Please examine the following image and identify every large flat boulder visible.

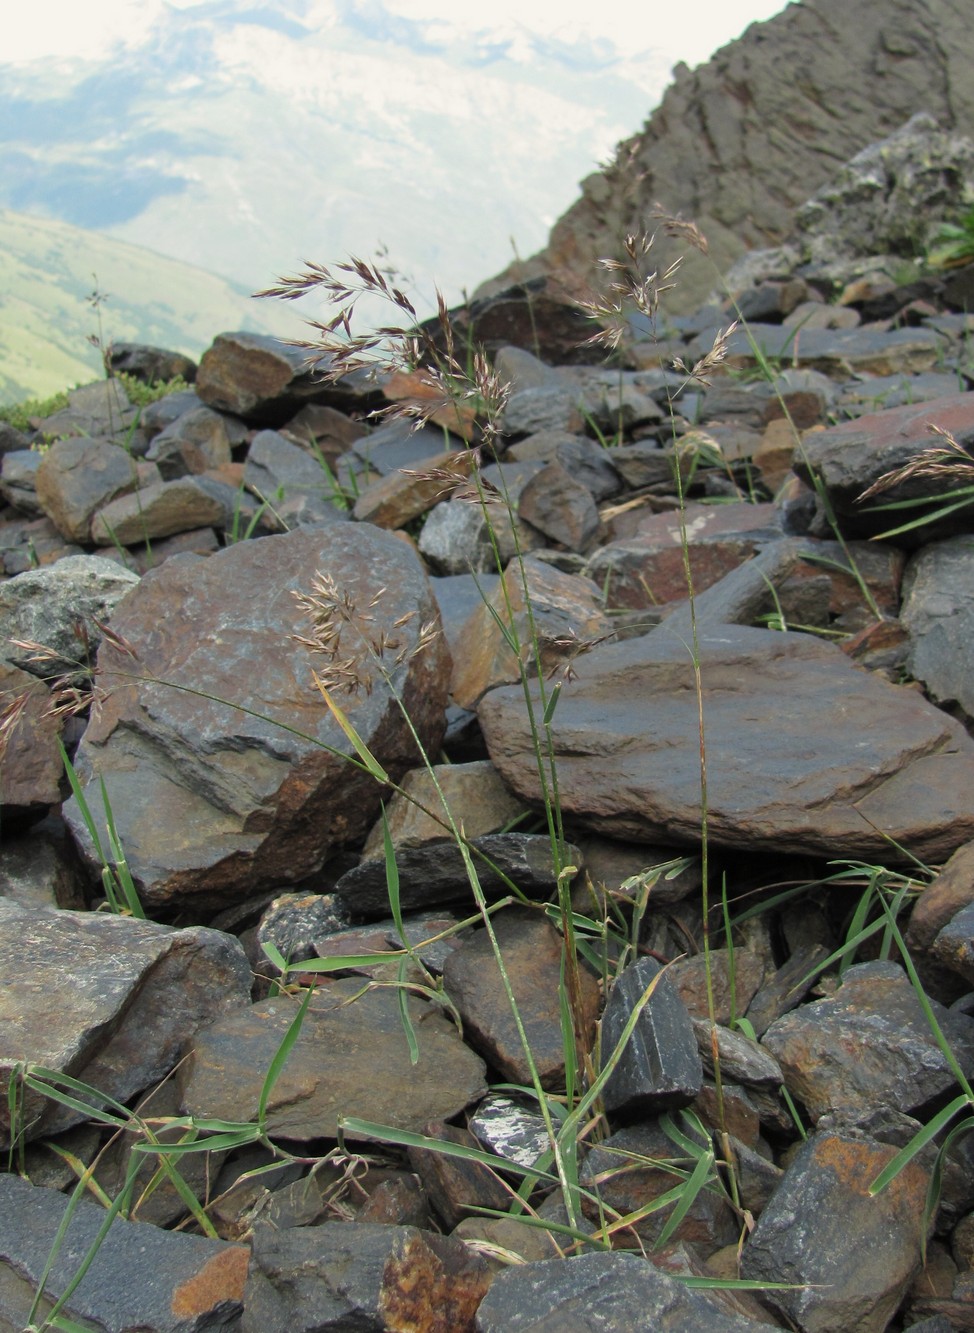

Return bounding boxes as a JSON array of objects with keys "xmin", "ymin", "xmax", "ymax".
[
  {"xmin": 477, "ymin": 624, "xmax": 974, "ymax": 863},
  {"xmin": 63, "ymin": 525, "xmax": 451, "ymax": 910}
]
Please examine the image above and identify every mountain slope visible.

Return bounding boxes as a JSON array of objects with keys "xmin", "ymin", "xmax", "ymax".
[{"xmin": 0, "ymin": 209, "xmax": 296, "ymax": 403}]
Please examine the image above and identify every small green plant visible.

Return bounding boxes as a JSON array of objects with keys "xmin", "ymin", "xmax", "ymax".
[
  {"xmin": 0, "ymin": 390, "xmax": 71, "ymax": 434},
  {"xmin": 116, "ymin": 372, "xmax": 191, "ymax": 409},
  {"xmin": 926, "ymin": 207, "xmax": 974, "ymax": 270}
]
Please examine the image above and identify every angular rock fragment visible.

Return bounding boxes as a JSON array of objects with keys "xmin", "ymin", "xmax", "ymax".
[
  {"xmin": 35, "ymin": 436, "xmax": 138, "ymax": 542},
  {"xmin": 90, "ymin": 475, "xmax": 231, "ymax": 544},
  {"xmin": 901, "ymin": 535, "xmax": 974, "ymax": 719},
  {"xmin": 0, "ymin": 1174, "xmax": 248, "ymax": 1333},
  {"xmin": 599, "ymin": 956, "xmax": 702, "ymax": 1119},
  {"xmin": 179, "ymin": 979, "xmax": 487, "ymax": 1141},
  {"xmin": 242, "ymin": 1220, "xmax": 490, "ymax": 1333},
  {"xmin": 0, "ymin": 900, "xmax": 252, "ymax": 1145},
  {"xmin": 0, "ymin": 663, "xmax": 62, "ymax": 813},
  {"xmin": 442, "ymin": 908, "xmax": 600, "ymax": 1089},
  {"xmin": 478, "ymin": 624, "xmax": 974, "ymax": 863},
  {"xmin": 62, "ymin": 525, "xmax": 450, "ymax": 909},
  {"xmin": 0, "ymin": 553, "xmax": 140, "ymax": 679},
  {"xmin": 742, "ymin": 1129, "xmax": 929, "ymax": 1332},
  {"xmin": 407, "ymin": 1120, "xmax": 511, "ymax": 1229},
  {"xmin": 761, "ymin": 960, "xmax": 974, "ymax": 1124},
  {"xmin": 475, "ymin": 1249, "xmax": 757, "ymax": 1331}
]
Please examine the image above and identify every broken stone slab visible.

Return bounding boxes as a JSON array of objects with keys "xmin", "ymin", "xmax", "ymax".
[
  {"xmin": 0, "ymin": 662, "xmax": 63, "ymax": 814},
  {"xmin": 351, "ymin": 446, "xmax": 475, "ymax": 528},
  {"xmin": 361, "ymin": 760, "xmax": 527, "ymax": 858},
  {"xmin": 901, "ymin": 535, "xmax": 974, "ymax": 719},
  {"xmin": 707, "ymin": 321, "xmax": 945, "ymax": 378},
  {"xmin": 450, "ymin": 556, "xmax": 612, "ymax": 710},
  {"xmin": 744, "ymin": 943, "xmax": 832, "ymax": 1038},
  {"xmin": 0, "ymin": 816, "xmax": 84, "ymax": 912},
  {"xmin": 585, "ymin": 501, "xmax": 781, "ymax": 610},
  {"xmin": 333, "ymin": 832, "xmax": 578, "ymax": 918},
  {"xmin": 418, "ymin": 493, "xmax": 546, "ymax": 575},
  {"xmin": 692, "ymin": 1019, "xmax": 784, "ymax": 1092},
  {"xmin": 506, "ymin": 430, "xmax": 622, "ymax": 500},
  {"xmin": 0, "ymin": 899, "xmax": 252, "ymax": 1145},
  {"xmin": 407, "ymin": 1120, "xmax": 512, "ymax": 1230},
  {"xmin": 599, "ymin": 956, "xmax": 703, "ymax": 1120},
  {"xmin": 906, "ymin": 840, "xmax": 974, "ymax": 959},
  {"xmin": 146, "ymin": 404, "xmax": 238, "ymax": 479},
  {"xmin": 243, "ymin": 428, "xmax": 347, "ymax": 524},
  {"xmin": 469, "ymin": 1094, "xmax": 552, "ymax": 1170},
  {"xmin": 0, "ymin": 449, "xmax": 44, "ymax": 515},
  {"xmin": 0, "ymin": 1174, "xmax": 248, "ymax": 1333},
  {"xmin": 62, "ymin": 524, "xmax": 451, "ymax": 910},
  {"xmin": 475, "ymin": 1247, "xmax": 759, "ymax": 1331},
  {"xmin": 35, "ymin": 378, "xmax": 139, "ymax": 445},
  {"xmin": 0, "ymin": 553, "xmax": 140, "ymax": 679},
  {"xmin": 741, "ymin": 1128, "xmax": 930, "ymax": 1332},
  {"xmin": 179, "ymin": 979, "xmax": 486, "ymax": 1141},
  {"xmin": 441, "ymin": 907, "xmax": 600, "ymax": 1089},
  {"xmin": 90, "ymin": 475, "xmax": 232, "ymax": 545},
  {"xmin": 931, "ymin": 903, "xmax": 974, "ymax": 987},
  {"xmin": 478, "ymin": 623, "xmax": 974, "ymax": 863},
  {"xmin": 517, "ymin": 460, "xmax": 601, "ymax": 552},
  {"xmin": 794, "ymin": 391, "xmax": 974, "ymax": 540},
  {"xmin": 242, "ymin": 1220, "xmax": 491, "ymax": 1333},
  {"xmin": 195, "ymin": 331, "xmax": 334, "ymax": 422},
  {"xmin": 761, "ymin": 960, "xmax": 974, "ymax": 1125},
  {"xmin": 35, "ymin": 436, "xmax": 139, "ymax": 542}
]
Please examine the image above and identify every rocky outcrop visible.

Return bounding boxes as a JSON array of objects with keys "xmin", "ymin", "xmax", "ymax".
[{"xmin": 481, "ymin": 0, "xmax": 974, "ymax": 311}]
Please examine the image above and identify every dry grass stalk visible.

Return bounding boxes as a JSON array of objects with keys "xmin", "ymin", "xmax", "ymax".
[
  {"xmin": 857, "ymin": 424, "xmax": 974, "ymax": 502},
  {"xmin": 576, "ymin": 229, "xmax": 683, "ymax": 351}
]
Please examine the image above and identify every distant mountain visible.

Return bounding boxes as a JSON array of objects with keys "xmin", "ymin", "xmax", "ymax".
[
  {"xmin": 0, "ymin": 209, "xmax": 295, "ymax": 403},
  {"xmin": 0, "ymin": 0, "xmax": 671, "ymax": 320}
]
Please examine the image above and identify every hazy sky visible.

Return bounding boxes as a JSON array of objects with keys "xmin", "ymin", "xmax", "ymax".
[{"xmin": 5, "ymin": 0, "xmax": 790, "ymax": 74}]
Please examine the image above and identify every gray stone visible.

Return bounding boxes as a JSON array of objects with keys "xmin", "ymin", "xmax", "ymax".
[
  {"xmin": 146, "ymin": 404, "xmax": 237, "ymax": 479},
  {"xmin": 195, "ymin": 331, "xmax": 330, "ymax": 421},
  {"xmin": 63, "ymin": 525, "xmax": 450, "ymax": 910},
  {"xmin": 469, "ymin": 1094, "xmax": 552, "ymax": 1169},
  {"xmin": 478, "ymin": 624, "xmax": 974, "ymax": 863},
  {"xmin": 795, "ymin": 391, "xmax": 974, "ymax": 540},
  {"xmin": 0, "ymin": 661, "xmax": 62, "ymax": 811},
  {"xmin": 901, "ymin": 536, "xmax": 974, "ymax": 718},
  {"xmin": 442, "ymin": 907, "xmax": 600, "ymax": 1089},
  {"xmin": 361, "ymin": 760, "xmax": 526, "ymax": 859},
  {"xmin": 0, "ymin": 899, "xmax": 252, "ymax": 1145},
  {"xmin": 243, "ymin": 428, "xmax": 346, "ymax": 523},
  {"xmin": 742, "ymin": 1129, "xmax": 929, "ymax": 1332},
  {"xmin": 0, "ymin": 553, "xmax": 140, "ymax": 679},
  {"xmin": 517, "ymin": 461, "xmax": 601, "ymax": 552},
  {"xmin": 600, "ymin": 956, "xmax": 703, "ymax": 1119},
  {"xmin": 35, "ymin": 436, "xmax": 139, "ymax": 542},
  {"xmin": 242, "ymin": 1220, "xmax": 490, "ymax": 1333},
  {"xmin": 475, "ymin": 1247, "xmax": 759, "ymax": 1331},
  {"xmin": 0, "ymin": 1174, "xmax": 248, "ymax": 1333},
  {"xmin": 179, "ymin": 980, "xmax": 487, "ymax": 1141},
  {"xmin": 761, "ymin": 960, "xmax": 974, "ymax": 1124},
  {"xmin": 108, "ymin": 342, "xmax": 197, "ymax": 385},
  {"xmin": 90, "ymin": 476, "xmax": 231, "ymax": 545},
  {"xmin": 693, "ymin": 1019, "xmax": 784, "ymax": 1092},
  {"xmin": 932, "ymin": 903, "xmax": 974, "ymax": 986},
  {"xmin": 507, "ymin": 430, "xmax": 622, "ymax": 500},
  {"xmin": 418, "ymin": 493, "xmax": 545, "ymax": 574},
  {"xmin": 256, "ymin": 891, "xmax": 350, "ymax": 969},
  {"xmin": 334, "ymin": 833, "xmax": 581, "ymax": 919},
  {"xmin": 0, "ymin": 449, "xmax": 43, "ymax": 515},
  {"xmin": 36, "ymin": 378, "xmax": 138, "ymax": 444}
]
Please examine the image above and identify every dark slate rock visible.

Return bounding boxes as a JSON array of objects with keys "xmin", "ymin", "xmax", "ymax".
[
  {"xmin": 35, "ymin": 379, "xmax": 139, "ymax": 445},
  {"xmin": 243, "ymin": 428, "xmax": 347, "ymax": 526},
  {"xmin": 146, "ymin": 404, "xmax": 237, "ymax": 479},
  {"xmin": 741, "ymin": 1129, "xmax": 929, "ymax": 1332},
  {"xmin": 692, "ymin": 1019, "xmax": 783, "ymax": 1092},
  {"xmin": 0, "ymin": 449, "xmax": 44, "ymax": 515},
  {"xmin": 333, "ymin": 833, "xmax": 578, "ymax": 918},
  {"xmin": 604, "ymin": 441, "xmax": 679, "ymax": 489},
  {"xmin": 0, "ymin": 1174, "xmax": 247, "ymax": 1333},
  {"xmin": 407, "ymin": 1120, "xmax": 511, "ymax": 1230},
  {"xmin": 475, "ymin": 1249, "xmax": 760, "ymax": 1331},
  {"xmin": 195, "ymin": 332, "xmax": 335, "ymax": 423},
  {"xmin": 599, "ymin": 956, "xmax": 702, "ymax": 1119},
  {"xmin": 242, "ymin": 1220, "xmax": 490, "ymax": 1333},
  {"xmin": 507, "ymin": 430, "xmax": 622, "ymax": 500},
  {"xmin": 478, "ymin": 624, "xmax": 974, "ymax": 863},
  {"xmin": 0, "ymin": 661, "xmax": 62, "ymax": 814},
  {"xmin": 140, "ymin": 389, "xmax": 204, "ymax": 438},
  {"xmin": 62, "ymin": 525, "xmax": 450, "ymax": 910},
  {"xmin": 744, "ymin": 942, "xmax": 832, "ymax": 1038},
  {"xmin": 441, "ymin": 907, "xmax": 600, "ymax": 1089},
  {"xmin": 0, "ymin": 900, "xmax": 252, "ymax": 1145},
  {"xmin": 761, "ymin": 960, "xmax": 974, "ymax": 1124},
  {"xmin": 419, "ymin": 493, "xmax": 544, "ymax": 575},
  {"xmin": 35, "ymin": 436, "xmax": 138, "ymax": 542},
  {"xmin": 932, "ymin": 902, "xmax": 974, "ymax": 986},
  {"xmin": 0, "ymin": 815, "xmax": 83, "ymax": 912},
  {"xmin": 108, "ymin": 342, "xmax": 197, "ymax": 385},
  {"xmin": 255, "ymin": 891, "xmax": 350, "ymax": 969},
  {"xmin": 517, "ymin": 460, "xmax": 601, "ymax": 552},
  {"xmin": 179, "ymin": 979, "xmax": 487, "ymax": 1142},
  {"xmin": 795, "ymin": 391, "xmax": 974, "ymax": 540},
  {"xmin": 901, "ymin": 536, "xmax": 974, "ymax": 719}
]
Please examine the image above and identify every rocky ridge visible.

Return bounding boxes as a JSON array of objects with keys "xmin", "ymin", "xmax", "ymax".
[{"xmin": 3, "ymin": 123, "xmax": 974, "ymax": 1330}]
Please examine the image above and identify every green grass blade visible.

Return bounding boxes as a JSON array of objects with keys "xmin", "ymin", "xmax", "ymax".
[
  {"xmin": 654, "ymin": 1144, "xmax": 716, "ymax": 1249},
  {"xmin": 383, "ymin": 807, "xmax": 405, "ymax": 944},
  {"xmin": 257, "ymin": 983, "xmax": 316, "ymax": 1128},
  {"xmin": 868, "ymin": 1095, "xmax": 970, "ymax": 1195},
  {"xmin": 396, "ymin": 956, "xmax": 421, "ymax": 1067}
]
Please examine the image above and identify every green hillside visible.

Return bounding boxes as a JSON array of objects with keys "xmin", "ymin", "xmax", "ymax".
[{"xmin": 0, "ymin": 209, "xmax": 300, "ymax": 405}]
